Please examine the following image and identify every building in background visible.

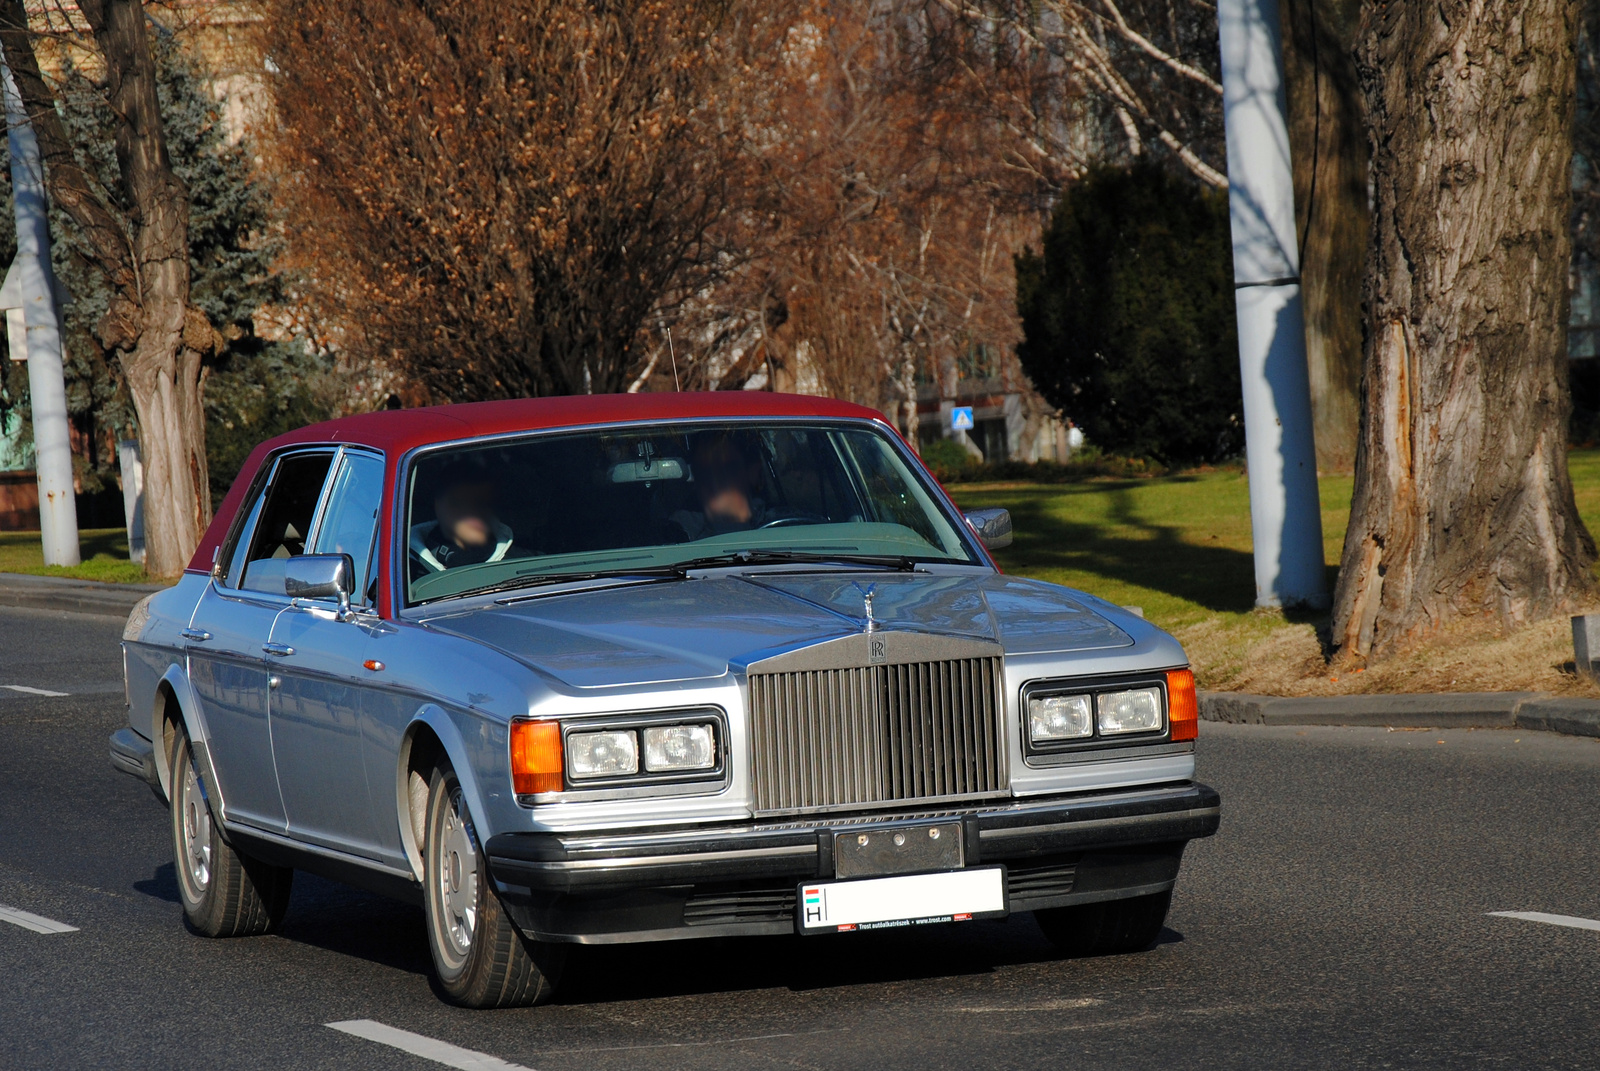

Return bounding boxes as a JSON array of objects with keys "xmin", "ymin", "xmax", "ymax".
[{"xmin": 914, "ymin": 345, "xmax": 1073, "ymax": 465}]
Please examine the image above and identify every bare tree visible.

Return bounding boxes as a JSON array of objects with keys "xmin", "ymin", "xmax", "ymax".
[
  {"xmin": 1332, "ymin": 0, "xmax": 1595, "ymax": 660},
  {"xmin": 258, "ymin": 0, "xmax": 761, "ymax": 400},
  {"xmin": 0, "ymin": 0, "xmax": 217, "ymax": 577},
  {"xmin": 927, "ymin": 0, "xmax": 1227, "ymax": 190},
  {"xmin": 657, "ymin": 4, "xmax": 1042, "ymax": 441}
]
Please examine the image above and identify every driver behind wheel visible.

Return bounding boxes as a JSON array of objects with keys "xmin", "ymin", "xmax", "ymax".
[
  {"xmin": 674, "ymin": 430, "xmax": 777, "ymax": 540},
  {"xmin": 409, "ymin": 455, "xmax": 531, "ymax": 577}
]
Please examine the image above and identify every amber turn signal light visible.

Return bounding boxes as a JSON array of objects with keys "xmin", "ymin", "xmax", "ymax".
[
  {"xmin": 1166, "ymin": 668, "xmax": 1198, "ymax": 742},
  {"xmin": 510, "ymin": 720, "xmax": 563, "ymax": 794}
]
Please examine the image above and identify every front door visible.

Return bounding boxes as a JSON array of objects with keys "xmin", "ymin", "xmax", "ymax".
[{"xmin": 267, "ymin": 449, "xmax": 389, "ymax": 858}]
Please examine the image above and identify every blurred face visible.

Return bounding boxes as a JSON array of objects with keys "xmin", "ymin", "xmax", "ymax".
[
  {"xmin": 434, "ymin": 481, "xmax": 496, "ymax": 548},
  {"xmin": 695, "ymin": 441, "xmax": 754, "ymax": 524}
]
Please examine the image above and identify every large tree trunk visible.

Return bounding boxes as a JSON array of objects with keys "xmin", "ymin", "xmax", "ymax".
[
  {"xmin": 1332, "ymin": 0, "xmax": 1596, "ymax": 660},
  {"xmin": 83, "ymin": 0, "xmax": 209, "ymax": 576},
  {"xmin": 1280, "ymin": 0, "xmax": 1366, "ymax": 472}
]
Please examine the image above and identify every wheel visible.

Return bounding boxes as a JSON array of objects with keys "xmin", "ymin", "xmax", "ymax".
[
  {"xmin": 170, "ymin": 729, "xmax": 293, "ymax": 937},
  {"xmin": 423, "ymin": 760, "xmax": 563, "ymax": 1007},
  {"xmin": 1034, "ymin": 890, "xmax": 1172, "ymax": 957}
]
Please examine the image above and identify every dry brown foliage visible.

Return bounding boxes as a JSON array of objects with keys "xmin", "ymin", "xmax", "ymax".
[
  {"xmin": 254, "ymin": 0, "xmax": 1224, "ymax": 417},
  {"xmin": 653, "ymin": 3, "xmax": 1050, "ymax": 431},
  {"xmin": 258, "ymin": 0, "xmax": 763, "ymax": 399}
]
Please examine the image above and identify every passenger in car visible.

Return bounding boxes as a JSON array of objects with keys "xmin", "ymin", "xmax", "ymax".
[
  {"xmin": 409, "ymin": 456, "xmax": 531, "ymax": 577},
  {"xmin": 673, "ymin": 430, "xmax": 778, "ymax": 540}
]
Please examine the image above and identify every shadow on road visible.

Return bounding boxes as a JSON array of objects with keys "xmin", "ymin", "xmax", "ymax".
[
  {"xmin": 552, "ymin": 914, "xmax": 1141, "ymax": 1005},
  {"xmin": 274, "ymin": 873, "xmax": 434, "ymax": 977},
  {"xmin": 133, "ymin": 862, "xmax": 180, "ymax": 904}
]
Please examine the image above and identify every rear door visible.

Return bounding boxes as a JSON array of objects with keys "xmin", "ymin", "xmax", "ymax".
[{"xmin": 186, "ymin": 449, "xmax": 336, "ymax": 833}]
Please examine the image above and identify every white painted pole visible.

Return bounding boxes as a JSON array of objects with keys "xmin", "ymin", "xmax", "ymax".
[
  {"xmin": 1216, "ymin": 0, "xmax": 1325, "ymax": 609},
  {"xmin": 0, "ymin": 56, "xmax": 79, "ymax": 566}
]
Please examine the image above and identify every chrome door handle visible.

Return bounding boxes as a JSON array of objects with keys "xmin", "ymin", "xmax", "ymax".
[
  {"xmin": 262, "ymin": 642, "xmax": 295, "ymax": 657},
  {"xmin": 181, "ymin": 628, "xmax": 212, "ymax": 642}
]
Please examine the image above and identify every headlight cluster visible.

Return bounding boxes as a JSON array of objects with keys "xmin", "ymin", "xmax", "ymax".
[
  {"xmin": 1025, "ymin": 680, "xmax": 1169, "ymax": 752},
  {"xmin": 567, "ymin": 724, "xmax": 716, "ymax": 779},
  {"xmin": 511, "ymin": 712, "xmax": 723, "ymax": 796}
]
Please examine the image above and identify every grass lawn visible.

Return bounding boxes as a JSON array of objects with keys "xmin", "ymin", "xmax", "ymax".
[
  {"xmin": 950, "ymin": 448, "xmax": 1600, "ymax": 697},
  {"xmin": 0, "ymin": 528, "xmax": 156, "ymax": 585}
]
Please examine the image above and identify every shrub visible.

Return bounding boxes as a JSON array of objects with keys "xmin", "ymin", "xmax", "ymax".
[
  {"xmin": 1015, "ymin": 162, "xmax": 1242, "ymax": 463},
  {"xmin": 918, "ymin": 438, "xmax": 978, "ymax": 481}
]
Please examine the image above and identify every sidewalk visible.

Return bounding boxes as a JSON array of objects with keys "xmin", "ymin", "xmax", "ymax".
[
  {"xmin": 0, "ymin": 571, "xmax": 167, "ymax": 618},
  {"xmin": 1201, "ymin": 691, "xmax": 1600, "ymax": 741}
]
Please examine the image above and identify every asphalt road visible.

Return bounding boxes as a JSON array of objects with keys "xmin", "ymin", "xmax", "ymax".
[{"xmin": 2, "ymin": 604, "xmax": 1598, "ymax": 1070}]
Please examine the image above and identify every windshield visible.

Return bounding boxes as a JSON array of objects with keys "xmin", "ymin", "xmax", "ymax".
[{"xmin": 403, "ymin": 420, "xmax": 982, "ymax": 605}]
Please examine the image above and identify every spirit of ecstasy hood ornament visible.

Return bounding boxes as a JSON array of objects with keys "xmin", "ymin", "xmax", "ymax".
[{"xmin": 854, "ymin": 582, "xmax": 879, "ymax": 633}]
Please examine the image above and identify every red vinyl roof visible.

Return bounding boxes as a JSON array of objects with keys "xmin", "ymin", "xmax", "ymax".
[{"xmin": 189, "ymin": 392, "xmax": 892, "ymax": 579}]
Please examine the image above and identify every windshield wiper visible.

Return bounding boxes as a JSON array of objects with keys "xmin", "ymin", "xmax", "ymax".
[
  {"xmin": 420, "ymin": 551, "xmax": 932, "ymax": 605},
  {"xmin": 668, "ymin": 550, "xmax": 920, "ymax": 574},
  {"xmin": 424, "ymin": 567, "xmax": 683, "ymax": 605}
]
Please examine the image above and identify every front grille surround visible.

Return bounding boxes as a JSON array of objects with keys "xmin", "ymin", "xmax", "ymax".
[{"xmin": 746, "ymin": 633, "xmax": 1009, "ymax": 817}]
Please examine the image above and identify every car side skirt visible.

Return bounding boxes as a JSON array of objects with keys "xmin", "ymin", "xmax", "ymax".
[{"xmin": 227, "ymin": 826, "xmax": 424, "ymax": 905}]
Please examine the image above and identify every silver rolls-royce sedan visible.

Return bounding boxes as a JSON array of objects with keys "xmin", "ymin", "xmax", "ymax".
[{"xmin": 109, "ymin": 392, "xmax": 1220, "ymax": 1007}]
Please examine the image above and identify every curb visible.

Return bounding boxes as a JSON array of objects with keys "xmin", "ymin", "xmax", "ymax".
[
  {"xmin": 1200, "ymin": 691, "xmax": 1600, "ymax": 741},
  {"xmin": 0, "ymin": 572, "xmax": 167, "ymax": 619}
]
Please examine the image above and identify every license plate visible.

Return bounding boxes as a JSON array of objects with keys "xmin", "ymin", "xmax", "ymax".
[{"xmin": 797, "ymin": 867, "xmax": 1007, "ymax": 934}]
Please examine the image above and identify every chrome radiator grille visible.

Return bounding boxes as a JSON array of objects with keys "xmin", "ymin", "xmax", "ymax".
[{"xmin": 748, "ymin": 656, "xmax": 1008, "ymax": 815}]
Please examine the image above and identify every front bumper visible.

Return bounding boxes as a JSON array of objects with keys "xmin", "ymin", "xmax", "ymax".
[{"xmin": 486, "ymin": 780, "xmax": 1220, "ymax": 944}]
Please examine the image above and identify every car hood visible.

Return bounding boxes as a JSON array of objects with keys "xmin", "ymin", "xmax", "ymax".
[{"xmin": 420, "ymin": 571, "xmax": 1135, "ymax": 689}]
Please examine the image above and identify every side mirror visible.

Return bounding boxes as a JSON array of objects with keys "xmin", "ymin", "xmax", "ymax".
[
  {"xmin": 284, "ymin": 553, "xmax": 356, "ymax": 616},
  {"xmin": 964, "ymin": 508, "xmax": 1013, "ymax": 550}
]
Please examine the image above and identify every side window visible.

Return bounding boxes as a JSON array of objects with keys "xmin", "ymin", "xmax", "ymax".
[
  {"xmin": 309, "ymin": 451, "xmax": 386, "ymax": 606},
  {"xmin": 238, "ymin": 451, "xmax": 336, "ymax": 595}
]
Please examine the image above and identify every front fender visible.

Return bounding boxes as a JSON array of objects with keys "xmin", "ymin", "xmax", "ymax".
[{"xmin": 397, "ymin": 703, "xmax": 498, "ymax": 882}]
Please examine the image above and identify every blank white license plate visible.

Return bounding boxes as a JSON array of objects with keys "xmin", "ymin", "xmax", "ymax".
[{"xmin": 797, "ymin": 867, "xmax": 1007, "ymax": 934}]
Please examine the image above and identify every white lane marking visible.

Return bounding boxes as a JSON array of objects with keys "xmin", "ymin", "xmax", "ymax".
[
  {"xmin": 327, "ymin": 1021, "xmax": 534, "ymax": 1071},
  {"xmin": 0, "ymin": 903, "xmax": 79, "ymax": 934},
  {"xmin": 1, "ymin": 684, "xmax": 69, "ymax": 697},
  {"xmin": 1489, "ymin": 911, "xmax": 1600, "ymax": 933}
]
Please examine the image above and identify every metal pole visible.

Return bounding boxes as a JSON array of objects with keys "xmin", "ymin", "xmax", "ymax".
[
  {"xmin": 0, "ymin": 56, "xmax": 78, "ymax": 566},
  {"xmin": 1216, "ymin": 0, "xmax": 1324, "ymax": 609}
]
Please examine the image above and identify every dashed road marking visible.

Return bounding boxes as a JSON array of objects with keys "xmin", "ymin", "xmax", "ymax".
[
  {"xmin": 327, "ymin": 1020, "xmax": 534, "ymax": 1071},
  {"xmin": 1, "ymin": 684, "xmax": 69, "ymax": 697},
  {"xmin": 0, "ymin": 903, "xmax": 78, "ymax": 934},
  {"xmin": 1489, "ymin": 911, "xmax": 1600, "ymax": 933}
]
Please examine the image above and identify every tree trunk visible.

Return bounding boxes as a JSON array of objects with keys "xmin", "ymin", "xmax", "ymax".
[
  {"xmin": 1280, "ymin": 0, "xmax": 1366, "ymax": 472},
  {"xmin": 82, "ymin": 0, "xmax": 209, "ymax": 576},
  {"xmin": 1, "ymin": 0, "xmax": 211, "ymax": 576},
  {"xmin": 1332, "ymin": 0, "xmax": 1596, "ymax": 660}
]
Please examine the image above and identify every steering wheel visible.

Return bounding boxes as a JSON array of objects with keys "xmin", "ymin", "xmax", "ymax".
[{"xmin": 758, "ymin": 516, "xmax": 820, "ymax": 529}]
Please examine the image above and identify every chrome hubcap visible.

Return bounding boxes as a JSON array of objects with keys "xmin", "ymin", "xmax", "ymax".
[
  {"xmin": 438, "ymin": 790, "xmax": 478, "ymax": 958},
  {"xmin": 179, "ymin": 758, "xmax": 212, "ymax": 892}
]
